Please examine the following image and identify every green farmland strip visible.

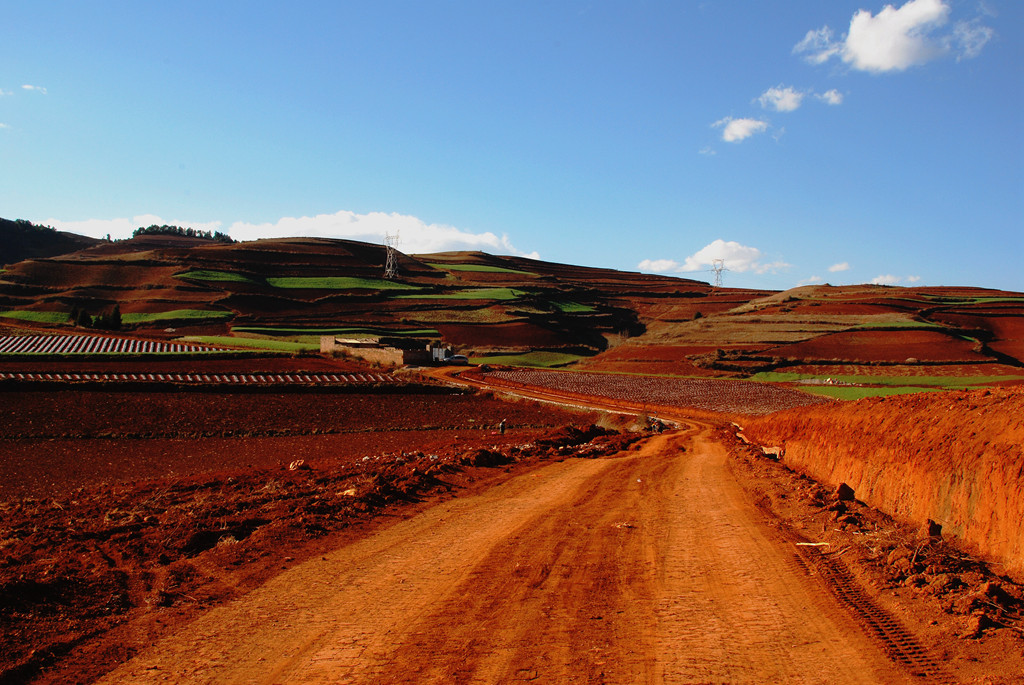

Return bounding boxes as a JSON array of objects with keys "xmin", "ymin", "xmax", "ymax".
[
  {"xmin": 177, "ymin": 336, "xmax": 318, "ymax": 352},
  {"xmin": 396, "ymin": 287, "xmax": 523, "ymax": 301},
  {"xmin": 0, "ymin": 310, "xmax": 69, "ymax": 323},
  {"xmin": 265, "ymin": 276, "xmax": 420, "ymax": 290},
  {"xmin": 750, "ymin": 371, "xmax": 1019, "ymax": 388},
  {"xmin": 799, "ymin": 385, "xmax": 944, "ymax": 400},
  {"xmin": 551, "ymin": 301, "xmax": 596, "ymax": 313},
  {"xmin": 176, "ymin": 270, "xmax": 259, "ymax": 283},
  {"xmin": 426, "ymin": 263, "xmax": 537, "ymax": 275},
  {"xmin": 122, "ymin": 310, "xmax": 232, "ymax": 324}
]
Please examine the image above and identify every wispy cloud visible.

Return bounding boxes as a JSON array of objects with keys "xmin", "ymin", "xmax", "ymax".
[
  {"xmin": 43, "ymin": 210, "xmax": 540, "ymax": 258},
  {"xmin": 828, "ymin": 261, "xmax": 851, "ymax": 272},
  {"xmin": 794, "ymin": 0, "xmax": 991, "ymax": 73},
  {"xmin": 712, "ymin": 117, "xmax": 769, "ymax": 143},
  {"xmin": 21, "ymin": 84, "xmax": 47, "ymax": 94},
  {"xmin": 870, "ymin": 273, "xmax": 921, "ymax": 285},
  {"xmin": 639, "ymin": 239, "xmax": 790, "ymax": 275},
  {"xmin": 817, "ymin": 89, "xmax": 844, "ymax": 105},
  {"xmin": 798, "ymin": 275, "xmax": 823, "ymax": 286},
  {"xmin": 0, "ymin": 123, "xmax": 10, "ymax": 130},
  {"xmin": 0, "ymin": 89, "xmax": 13, "ymax": 97},
  {"xmin": 953, "ymin": 19, "xmax": 994, "ymax": 60},
  {"xmin": 757, "ymin": 85, "xmax": 805, "ymax": 112}
]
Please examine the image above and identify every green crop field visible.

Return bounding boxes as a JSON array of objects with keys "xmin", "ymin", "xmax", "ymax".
[
  {"xmin": 396, "ymin": 287, "xmax": 523, "ymax": 301},
  {"xmin": 122, "ymin": 309, "xmax": 232, "ymax": 324},
  {"xmin": 427, "ymin": 263, "xmax": 537, "ymax": 276},
  {"xmin": 177, "ymin": 335, "xmax": 318, "ymax": 352},
  {"xmin": 750, "ymin": 371, "xmax": 1018, "ymax": 388},
  {"xmin": 551, "ymin": 301, "xmax": 596, "ymax": 313},
  {"xmin": 798, "ymin": 385, "xmax": 945, "ymax": 400},
  {"xmin": 265, "ymin": 276, "xmax": 420, "ymax": 290},
  {"xmin": 0, "ymin": 310, "xmax": 69, "ymax": 323},
  {"xmin": 176, "ymin": 270, "xmax": 259, "ymax": 283}
]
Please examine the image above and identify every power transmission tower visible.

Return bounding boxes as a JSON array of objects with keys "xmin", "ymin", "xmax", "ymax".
[
  {"xmin": 710, "ymin": 259, "xmax": 728, "ymax": 289},
  {"xmin": 383, "ymin": 233, "xmax": 399, "ymax": 280}
]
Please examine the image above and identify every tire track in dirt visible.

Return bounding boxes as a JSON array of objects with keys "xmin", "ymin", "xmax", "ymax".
[{"xmin": 95, "ymin": 429, "xmax": 912, "ymax": 684}]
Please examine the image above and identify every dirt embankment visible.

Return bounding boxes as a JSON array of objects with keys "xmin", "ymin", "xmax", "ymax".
[{"xmin": 742, "ymin": 387, "xmax": 1024, "ymax": 579}]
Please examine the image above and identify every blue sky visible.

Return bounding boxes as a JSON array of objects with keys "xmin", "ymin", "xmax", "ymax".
[{"xmin": 2, "ymin": 1, "xmax": 1021, "ymax": 291}]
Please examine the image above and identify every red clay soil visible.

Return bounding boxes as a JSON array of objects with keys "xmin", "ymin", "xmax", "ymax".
[
  {"xmin": 764, "ymin": 329, "xmax": 989, "ymax": 363},
  {"xmin": 433, "ymin": 321, "xmax": 571, "ymax": 348},
  {"xmin": 778, "ymin": 362, "xmax": 1024, "ymax": 378},
  {"xmin": 726, "ymin": 429, "xmax": 1024, "ymax": 683},
  {"xmin": 741, "ymin": 386, "xmax": 1024, "ymax": 580},
  {"xmin": 476, "ymin": 368, "xmax": 829, "ymax": 416},
  {"xmin": 0, "ymin": 387, "xmax": 594, "ymax": 498},
  {"xmin": 0, "ymin": 385, "xmax": 622, "ymax": 684},
  {"xmin": 577, "ymin": 343, "xmax": 775, "ymax": 377}
]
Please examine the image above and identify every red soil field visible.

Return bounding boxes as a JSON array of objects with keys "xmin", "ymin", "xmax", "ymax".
[
  {"xmin": 477, "ymin": 368, "xmax": 828, "ymax": 416},
  {"xmin": 764, "ymin": 329, "xmax": 988, "ymax": 363},
  {"xmin": 780, "ymin": 362, "xmax": 1024, "ymax": 378},
  {"xmin": 0, "ymin": 387, "xmax": 593, "ymax": 498},
  {"xmin": 435, "ymin": 321, "xmax": 569, "ymax": 348}
]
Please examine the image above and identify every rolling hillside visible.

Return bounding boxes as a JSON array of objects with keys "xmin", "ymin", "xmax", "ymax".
[{"xmin": 0, "ymin": 223, "xmax": 1021, "ymax": 385}]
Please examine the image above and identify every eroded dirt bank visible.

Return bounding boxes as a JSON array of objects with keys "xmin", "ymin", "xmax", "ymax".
[{"xmin": 742, "ymin": 386, "xmax": 1024, "ymax": 579}]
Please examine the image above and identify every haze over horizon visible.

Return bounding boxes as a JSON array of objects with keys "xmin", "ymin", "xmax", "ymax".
[{"xmin": 2, "ymin": 1, "xmax": 1021, "ymax": 291}]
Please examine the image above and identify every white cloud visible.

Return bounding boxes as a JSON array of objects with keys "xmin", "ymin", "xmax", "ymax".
[
  {"xmin": 817, "ymin": 89, "xmax": 844, "ymax": 105},
  {"xmin": 226, "ymin": 210, "xmax": 538, "ymax": 257},
  {"xmin": 698, "ymin": 146, "xmax": 717, "ymax": 156},
  {"xmin": 954, "ymin": 20, "xmax": 994, "ymax": 60},
  {"xmin": 21, "ymin": 84, "xmax": 47, "ymax": 94},
  {"xmin": 870, "ymin": 273, "xmax": 922, "ymax": 285},
  {"xmin": 44, "ymin": 215, "xmax": 221, "ymax": 240},
  {"xmin": 828, "ymin": 261, "xmax": 851, "ymax": 272},
  {"xmin": 793, "ymin": 27, "xmax": 842, "ymax": 65},
  {"xmin": 638, "ymin": 239, "xmax": 791, "ymax": 276},
  {"xmin": 0, "ymin": 89, "xmax": 12, "ymax": 96},
  {"xmin": 798, "ymin": 275, "xmax": 823, "ymax": 286},
  {"xmin": 43, "ymin": 210, "xmax": 539, "ymax": 258},
  {"xmin": 795, "ymin": 0, "xmax": 991, "ymax": 73},
  {"xmin": 637, "ymin": 258, "xmax": 682, "ymax": 273},
  {"xmin": 757, "ymin": 85, "xmax": 805, "ymax": 112},
  {"xmin": 0, "ymin": 123, "xmax": 10, "ymax": 130},
  {"xmin": 712, "ymin": 117, "xmax": 769, "ymax": 143}
]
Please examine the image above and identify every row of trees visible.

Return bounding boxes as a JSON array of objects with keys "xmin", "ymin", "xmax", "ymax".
[
  {"xmin": 69, "ymin": 305, "xmax": 122, "ymax": 330},
  {"xmin": 132, "ymin": 224, "xmax": 235, "ymax": 243}
]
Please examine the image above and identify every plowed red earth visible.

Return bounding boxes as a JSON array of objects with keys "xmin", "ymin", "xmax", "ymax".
[
  {"xmin": 764, "ymin": 329, "xmax": 988, "ymax": 363},
  {"xmin": 3, "ymin": 373, "xmax": 1023, "ymax": 683}
]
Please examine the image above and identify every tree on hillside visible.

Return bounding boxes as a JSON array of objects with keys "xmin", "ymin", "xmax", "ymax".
[
  {"xmin": 132, "ymin": 224, "xmax": 234, "ymax": 243},
  {"xmin": 93, "ymin": 304, "xmax": 122, "ymax": 330}
]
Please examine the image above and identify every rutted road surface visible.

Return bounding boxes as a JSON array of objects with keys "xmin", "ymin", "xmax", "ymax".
[{"xmin": 97, "ymin": 424, "xmax": 912, "ymax": 684}]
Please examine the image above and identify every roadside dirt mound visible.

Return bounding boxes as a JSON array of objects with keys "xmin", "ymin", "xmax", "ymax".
[{"xmin": 742, "ymin": 387, "xmax": 1024, "ymax": 579}]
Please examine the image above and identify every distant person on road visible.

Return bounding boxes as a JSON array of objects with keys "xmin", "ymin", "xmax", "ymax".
[{"xmin": 499, "ymin": 418, "xmax": 506, "ymax": 435}]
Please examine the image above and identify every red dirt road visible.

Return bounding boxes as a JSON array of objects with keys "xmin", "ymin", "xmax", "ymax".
[{"xmin": 96, "ymin": 426, "xmax": 910, "ymax": 684}]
